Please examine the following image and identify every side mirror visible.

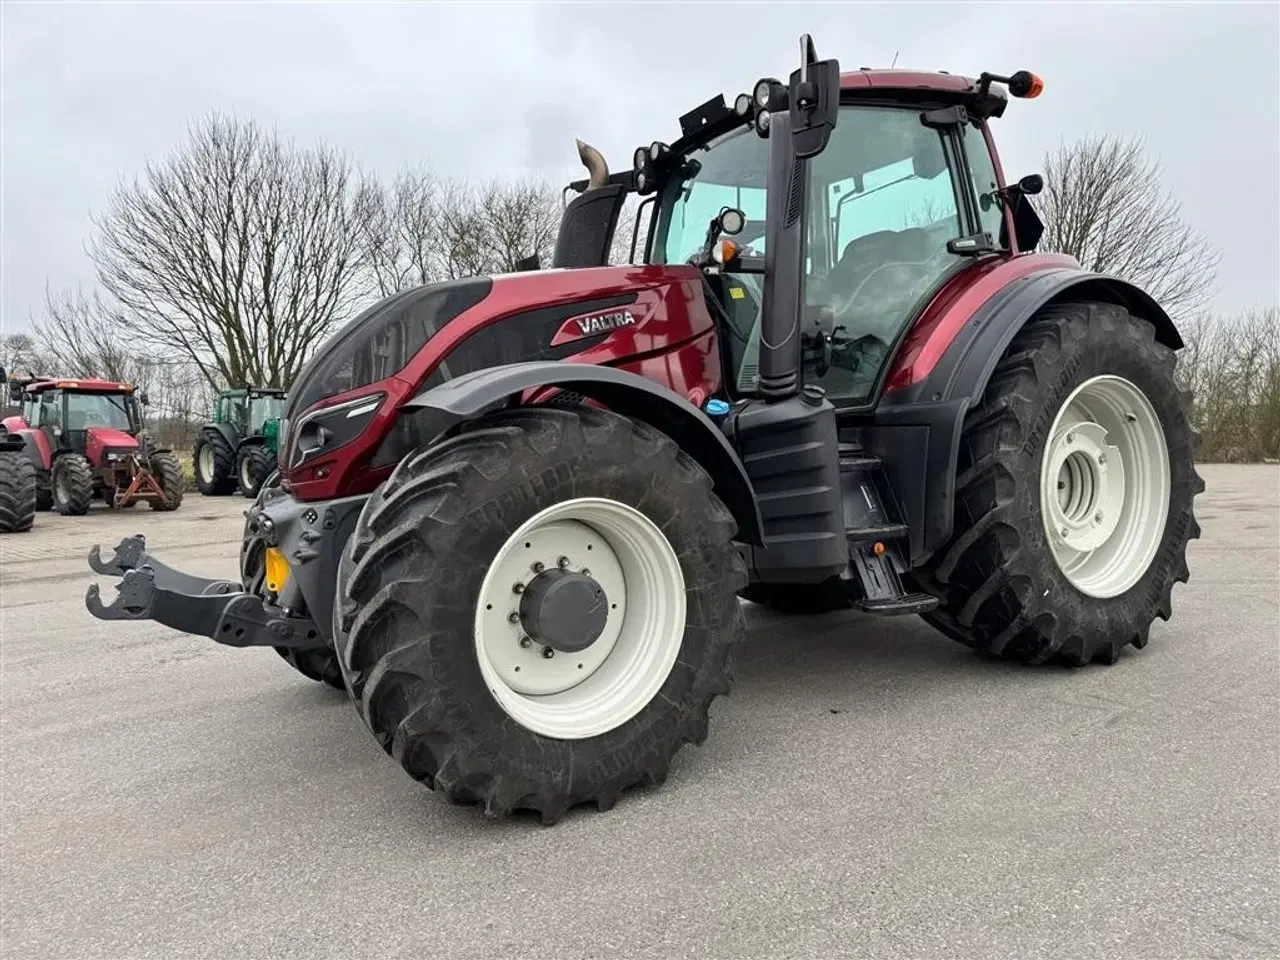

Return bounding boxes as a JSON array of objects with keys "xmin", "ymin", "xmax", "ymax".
[
  {"xmin": 139, "ymin": 391, "xmax": 150, "ymax": 406},
  {"xmin": 1018, "ymin": 173, "xmax": 1044, "ymax": 195},
  {"xmin": 788, "ymin": 35, "xmax": 840, "ymax": 159}
]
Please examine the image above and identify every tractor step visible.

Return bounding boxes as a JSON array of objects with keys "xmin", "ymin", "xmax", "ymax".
[
  {"xmin": 846, "ymin": 522, "xmax": 910, "ymax": 544},
  {"xmin": 855, "ymin": 592, "xmax": 940, "ymax": 616},
  {"xmin": 84, "ymin": 534, "xmax": 327, "ymax": 650}
]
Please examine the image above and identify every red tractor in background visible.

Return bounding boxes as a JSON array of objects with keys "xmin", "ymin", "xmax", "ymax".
[
  {"xmin": 87, "ymin": 37, "xmax": 1203, "ymax": 824},
  {"xmin": 1, "ymin": 369, "xmax": 184, "ymax": 515}
]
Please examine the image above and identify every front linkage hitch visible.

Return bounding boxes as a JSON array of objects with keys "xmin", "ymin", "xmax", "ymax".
[{"xmin": 85, "ymin": 534, "xmax": 328, "ymax": 650}]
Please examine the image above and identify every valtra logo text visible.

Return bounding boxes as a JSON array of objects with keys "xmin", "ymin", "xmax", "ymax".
[{"xmin": 574, "ymin": 310, "xmax": 637, "ymax": 336}]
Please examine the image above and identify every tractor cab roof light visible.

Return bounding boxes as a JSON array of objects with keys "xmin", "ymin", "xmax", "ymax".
[{"xmin": 976, "ymin": 69, "xmax": 1044, "ymax": 100}]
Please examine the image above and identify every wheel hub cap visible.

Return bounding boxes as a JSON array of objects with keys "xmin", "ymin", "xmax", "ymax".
[
  {"xmin": 1039, "ymin": 374, "xmax": 1171, "ymax": 598},
  {"xmin": 1044, "ymin": 420, "xmax": 1125, "ymax": 553},
  {"xmin": 473, "ymin": 498, "xmax": 687, "ymax": 740},
  {"xmin": 519, "ymin": 568, "xmax": 609, "ymax": 653}
]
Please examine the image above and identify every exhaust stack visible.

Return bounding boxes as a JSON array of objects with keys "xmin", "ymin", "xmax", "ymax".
[{"xmin": 575, "ymin": 139, "xmax": 610, "ymax": 191}]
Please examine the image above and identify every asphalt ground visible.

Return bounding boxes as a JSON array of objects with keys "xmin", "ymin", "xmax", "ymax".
[{"xmin": 1, "ymin": 463, "xmax": 1276, "ymax": 960}]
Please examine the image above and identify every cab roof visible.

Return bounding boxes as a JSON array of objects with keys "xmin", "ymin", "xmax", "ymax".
[
  {"xmin": 840, "ymin": 68, "xmax": 1009, "ymax": 116},
  {"xmin": 18, "ymin": 377, "xmax": 135, "ymax": 394}
]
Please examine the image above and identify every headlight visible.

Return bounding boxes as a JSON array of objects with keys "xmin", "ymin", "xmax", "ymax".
[{"xmin": 288, "ymin": 393, "xmax": 384, "ymax": 469}]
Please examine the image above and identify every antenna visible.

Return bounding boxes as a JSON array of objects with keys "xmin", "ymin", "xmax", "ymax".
[{"xmin": 891, "ymin": 50, "xmax": 899, "ymax": 68}]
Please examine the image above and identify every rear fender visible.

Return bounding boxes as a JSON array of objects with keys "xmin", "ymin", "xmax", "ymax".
[
  {"xmin": 404, "ymin": 361, "xmax": 765, "ymax": 546},
  {"xmin": 2, "ymin": 428, "xmax": 52, "ymax": 471},
  {"xmin": 870, "ymin": 267, "xmax": 1181, "ymax": 564}
]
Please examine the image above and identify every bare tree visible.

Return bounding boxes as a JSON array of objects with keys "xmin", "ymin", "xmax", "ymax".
[
  {"xmin": 88, "ymin": 112, "xmax": 371, "ymax": 391},
  {"xmin": 354, "ymin": 167, "xmax": 443, "ymax": 298},
  {"xmin": 0, "ymin": 332, "xmax": 53, "ymax": 378},
  {"xmin": 33, "ymin": 284, "xmax": 143, "ymax": 382},
  {"xmin": 1038, "ymin": 134, "xmax": 1220, "ymax": 321},
  {"xmin": 359, "ymin": 171, "xmax": 562, "ymax": 287}
]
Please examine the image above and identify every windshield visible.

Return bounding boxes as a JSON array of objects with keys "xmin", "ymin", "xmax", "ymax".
[
  {"xmin": 649, "ymin": 104, "xmax": 975, "ymax": 405},
  {"xmin": 64, "ymin": 392, "xmax": 135, "ymax": 432},
  {"xmin": 249, "ymin": 396, "xmax": 285, "ymax": 434}
]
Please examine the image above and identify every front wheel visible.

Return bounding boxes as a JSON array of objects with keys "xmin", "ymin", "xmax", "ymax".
[
  {"xmin": 236, "ymin": 445, "xmax": 275, "ymax": 499},
  {"xmin": 916, "ymin": 301, "xmax": 1204, "ymax": 665},
  {"xmin": 147, "ymin": 451, "xmax": 184, "ymax": 511},
  {"xmin": 333, "ymin": 406, "xmax": 746, "ymax": 822},
  {"xmin": 52, "ymin": 454, "xmax": 94, "ymax": 516}
]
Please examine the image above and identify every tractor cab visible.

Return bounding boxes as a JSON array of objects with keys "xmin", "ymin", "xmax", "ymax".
[
  {"xmin": 8, "ymin": 376, "xmax": 145, "ymax": 457},
  {"xmin": 623, "ymin": 66, "xmax": 1044, "ymax": 411},
  {"xmin": 216, "ymin": 387, "xmax": 286, "ymax": 439}
]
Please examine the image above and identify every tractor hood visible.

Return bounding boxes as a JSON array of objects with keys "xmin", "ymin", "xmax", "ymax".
[
  {"xmin": 284, "ymin": 263, "xmax": 699, "ymax": 425},
  {"xmin": 85, "ymin": 426, "xmax": 139, "ymax": 465}
]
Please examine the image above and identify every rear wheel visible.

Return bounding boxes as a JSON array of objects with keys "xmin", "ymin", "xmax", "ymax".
[
  {"xmin": 0, "ymin": 452, "xmax": 37, "ymax": 533},
  {"xmin": 34, "ymin": 467, "xmax": 52, "ymax": 511},
  {"xmin": 52, "ymin": 454, "xmax": 94, "ymax": 516},
  {"xmin": 916, "ymin": 301, "xmax": 1203, "ymax": 665},
  {"xmin": 236, "ymin": 444, "xmax": 275, "ymax": 499},
  {"xmin": 193, "ymin": 430, "xmax": 236, "ymax": 496},
  {"xmin": 334, "ymin": 406, "xmax": 746, "ymax": 822},
  {"xmin": 147, "ymin": 451, "xmax": 184, "ymax": 511}
]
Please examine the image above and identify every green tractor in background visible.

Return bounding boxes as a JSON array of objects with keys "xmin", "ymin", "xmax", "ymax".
[{"xmin": 192, "ymin": 387, "xmax": 286, "ymax": 499}]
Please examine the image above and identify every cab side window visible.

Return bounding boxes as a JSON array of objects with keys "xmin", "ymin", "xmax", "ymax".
[{"xmin": 965, "ymin": 127, "xmax": 1006, "ymax": 247}]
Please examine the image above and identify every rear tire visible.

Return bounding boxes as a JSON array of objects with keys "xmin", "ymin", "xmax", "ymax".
[
  {"xmin": 333, "ymin": 406, "xmax": 746, "ymax": 823},
  {"xmin": 34, "ymin": 467, "xmax": 52, "ymax": 511},
  {"xmin": 915, "ymin": 301, "xmax": 1203, "ymax": 665},
  {"xmin": 0, "ymin": 452, "xmax": 37, "ymax": 533},
  {"xmin": 236, "ymin": 444, "xmax": 275, "ymax": 499},
  {"xmin": 193, "ymin": 430, "xmax": 236, "ymax": 496},
  {"xmin": 148, "ymin": 451, "xmax": 184, "ymax": 511},
  {"xmin": 52, "ymin": 454, "xmax": 94, "ymax": 516}
]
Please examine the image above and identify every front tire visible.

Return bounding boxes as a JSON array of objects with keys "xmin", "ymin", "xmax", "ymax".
[
  {"xmin": 236, "ymin": 444, "xmax": 275, "ymax": 499},
  {"xmin": 52, "ymin": 454, "xmax": 94, "ymax": 516},
  {"xmin": 148, "ymin": 450, "xmax": 184, "ymax": 511},
  {"xmin": 193, "ymin": 430, "xmax": 236, "ymax": 496},
  {"xmin": 333, "ymin": 406, "xmax": 746, "ymax": 822},
  {"xmin": 916, "ymin": 301, "xmax": 1203, "ymax": 665},
  {"xmin": 0, "ymin": 452, "xmax": 37, "ymax": 532}
]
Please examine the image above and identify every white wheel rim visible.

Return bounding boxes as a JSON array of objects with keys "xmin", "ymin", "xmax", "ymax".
[
  {"xmin": 199, "ymin": 446, "xmax": 214, "ymax": 480},
  {"xmin": 1039, "ymin": 374, "xmax": 1170, "ymax": 598},
  {"xmin": 240, "ymin": 455, "xmax": 253, "ymax": 488},
  {"xmin": 473, "ymin": 497, "xmax": 687, "ymax": 740}
]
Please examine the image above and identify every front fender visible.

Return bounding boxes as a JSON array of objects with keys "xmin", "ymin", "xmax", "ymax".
[
  {"xmin": 204, "ymin": 422, "xmax": 240, "ymax": 451},
  {"xmin": 404, "ymin": 361, "xmax": 764, "ymax": 546}
]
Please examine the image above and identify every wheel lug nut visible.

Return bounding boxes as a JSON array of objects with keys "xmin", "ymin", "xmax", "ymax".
[
  {"xmin": 1097, "ymin": 454, "xmax": 1107, "ymax": 465},
  {"xmin": 512, "ymin": 582, "xmax": 524, "ymax": 594},
  {"xmin": 541, "ymin": 647, "xmax": 555, "ymax": 659},
  {"xmin": 557, "ymin": 556, "xmax": 570, "ymax": 568},
  {"xmin": 581, "ymin": 568, "xmax": 590, "ymax": 577},
  {"xmin": 1094, "ymin": 511, "xmax": 1103, "ymax": 523},
  {"xmin": 507, "ymin": 611, "xmax": 520, "ymax": 624},
  {"xmin": 1066, "ymin": 432, "xmax": 1076, "ymax": 444},
  {"xmin": 1060, "ymin": 526, "xmax": 1069, "ymax": 538},
  {"xmin": 519, "ymin": 637, "xmax": 532, "ymax": 649},
  {"xmin": 532, "ymin": 561, "xmax": 545, "ymax": 573}
]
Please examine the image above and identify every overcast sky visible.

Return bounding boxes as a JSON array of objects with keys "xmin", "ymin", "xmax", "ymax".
[{"xmin": 3, "ymin": 1, "xmax": 1277, "ymax": 334}]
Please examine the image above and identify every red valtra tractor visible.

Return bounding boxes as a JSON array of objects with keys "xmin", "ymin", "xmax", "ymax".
[
  {"xmin": 2, "ymin": 370, "xmax": 184, "ymax": 514},
  {"xmin": 86, "ymin": 37, "xmax": 1203, "ymax": 823}
]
